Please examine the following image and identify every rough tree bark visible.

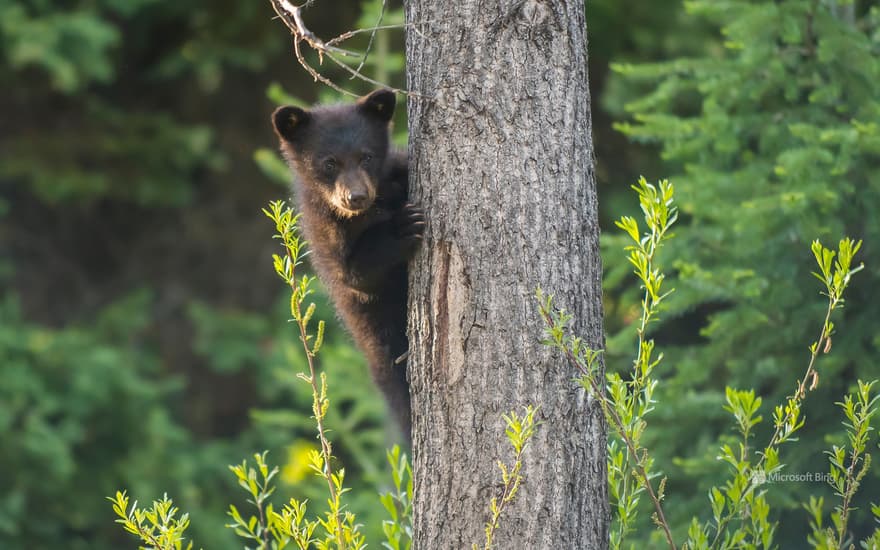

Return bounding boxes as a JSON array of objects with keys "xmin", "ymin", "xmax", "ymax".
[{"xmin": 405, "ymin": 1, "xmax": 608, "ymax": 548}]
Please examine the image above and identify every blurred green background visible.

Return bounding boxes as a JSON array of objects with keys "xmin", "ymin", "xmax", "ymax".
[{"xmin": 0, "ymin": 0, "xmax": 877, "ymax": 548}]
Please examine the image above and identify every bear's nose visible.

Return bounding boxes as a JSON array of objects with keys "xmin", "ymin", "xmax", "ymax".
[{"xmin": 347, "ymin": 191, "xmax": 369, "ymax": 209}]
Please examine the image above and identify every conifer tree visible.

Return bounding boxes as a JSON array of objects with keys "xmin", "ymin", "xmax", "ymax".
[{"xmin": 610, "ymin": 1, "xmax": 879, "ymax": 543}]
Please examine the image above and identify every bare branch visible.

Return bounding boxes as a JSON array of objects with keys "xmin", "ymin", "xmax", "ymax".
[
  {"xmin": 293, "ymin": 33, "xmax": 359, "ymax": 97},
  {"xmin": 324, "ymin": 50, "xmax": 407, "ymax": 94},
  {"xmin": 325, "ymin": 23, "xmax": 411, "ymax": 48},
  {"xmin": 269, "ymin": 0, "xmax": 442, "ymax": 105},
  {"xmin": 351, "ymin": 0, "xmax": 386, "ymax": 79},
  {"xmin": 270, "ymin": 0, "xmax": 358, "ymax": 57}
]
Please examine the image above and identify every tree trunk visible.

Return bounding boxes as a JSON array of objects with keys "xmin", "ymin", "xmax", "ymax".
[{"xmin": 405, "ymin": 1, "xmax": 608, "ymax": 548}]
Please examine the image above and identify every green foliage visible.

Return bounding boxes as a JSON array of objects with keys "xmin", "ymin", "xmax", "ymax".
[
  {"xmin": 225, "ymin": 447, "xmax": 414, "ymax": 550},
  {"xmin": 225, "ymin": 451, "xmax": 352, "ymax": 550},
  {"xmin": 0, "ymin": 292, "xmax": 191, "ymax": 549},
  {"xmin": 0, "ymin": 1, "xmax": 125, "ymax": 92},
  {"xmin": 1, "ymin": 106, "xmax": 222, "ymax": 205},
  {"xmin": 111, "ymin": 199, "xmax": 392, "ymax": 550},
  {"xmin": 540, "ymin": 178, "xmax": 679, "ymax": 549},
  {"xmin": 0, "ymin": 0, "xmax": 273, "ymax": 205},
  {"xmin": 805, "ymin": 380, "xmax": 880, "ymax": 549},
  {"xmin": 189, "ymin": 301, "xmax": 272, "ymax": 373},
  {"xmin": 544, "ymin": 179, "xmax": 873, "ymax": 549},
  {"xmin": 261, "ymin": 199, "xmax": 365, "ymax": 549},
  {"xmin": 607, "ymin": 178, "xmax": 678, "ymax": 548},
  {"xmin": 475, "ymin": 405, "xmax": 540, "ymax": 550},
  {"xmin": 609, "ymin": 1, "xmax": 880, "ymax": 543},
  {"xmin": 109, "ymin": 491, "xmax": 196, "ymax": 550},
  {"xmin": 227, "ymin": 452, "xmax": 285, "ymax": 548},
  {"xmin": 379, "ymin": 446, "xmax": 413, "ymax": 550},
  {"xmin": 698, "ymin": 229, "xmax": 866, "ymax": 550},
  {"xmin": 183, "ymin": 288, "xmax": 392, "ymax": 546}
]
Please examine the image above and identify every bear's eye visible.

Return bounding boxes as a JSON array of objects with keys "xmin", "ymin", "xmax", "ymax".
[
  {"xmin": 322, "ymin": 158, "xmax": 337, "ymax": 175},
  {"xmin": 360, "ymin": 153, "xmax": 373, "ymax": 167}
]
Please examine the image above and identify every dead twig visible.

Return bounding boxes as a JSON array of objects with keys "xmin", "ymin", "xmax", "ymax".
[
  {"xmin": 271, "ymin": 0, "xmax": 358, "ymax": 57},
  {"xmin": 351, "ymin": 0, "xmax": 386, "ymax": 79},
  {"xmin": 269, "ymin": 0, "xmax": 442, "ymax": 106},
  {"xmin": 325, "ymin": 23, "xmax": 411, "ymax": 48}
]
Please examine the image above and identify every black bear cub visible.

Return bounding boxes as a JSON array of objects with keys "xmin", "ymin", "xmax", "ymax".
[{"xmin": 272, "ymin": 89, "xmax": 423, "ymax": 439}]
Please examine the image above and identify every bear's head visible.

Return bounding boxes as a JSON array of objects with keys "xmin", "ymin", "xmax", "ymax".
[{"xmin": 272, "ymin": 89, "xmax": 396, "ymax": 218}]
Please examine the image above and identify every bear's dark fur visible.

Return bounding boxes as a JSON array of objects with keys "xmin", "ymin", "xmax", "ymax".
[{"xmin": 271, "ymin": 89, "xmax": 423, "ymax": 439}]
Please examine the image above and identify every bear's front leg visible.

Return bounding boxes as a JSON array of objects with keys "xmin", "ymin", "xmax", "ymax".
[
  {"xmin": 343, "ymin": 204, "xmax": 425, "ymax": 290},
  {"xmin": 391, "ymin": 203, "xmax": 425, "ymax": 259}
]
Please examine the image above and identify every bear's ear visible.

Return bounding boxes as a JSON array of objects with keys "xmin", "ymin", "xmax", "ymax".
[
  {"xmin": 272, "ymin": 106, "xmax": 311, "ymax": 142},
  {"xmin": 357, "ymin": 89, "xmax": 396, "ymax": 122}
]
